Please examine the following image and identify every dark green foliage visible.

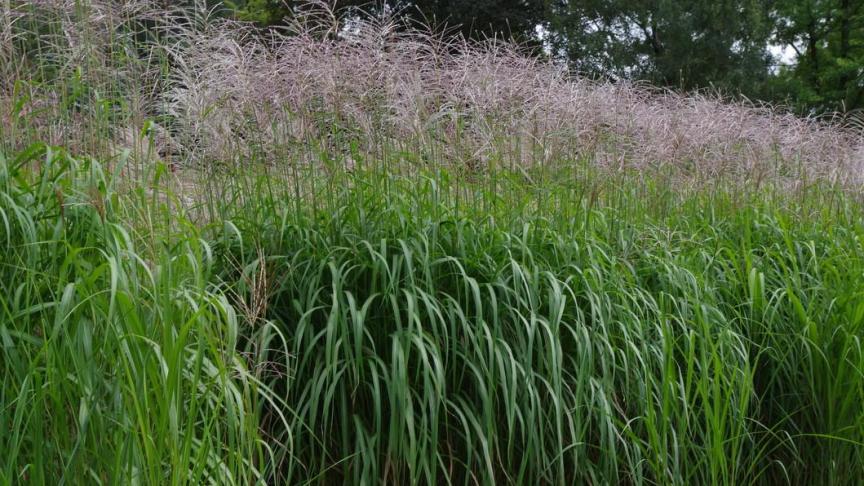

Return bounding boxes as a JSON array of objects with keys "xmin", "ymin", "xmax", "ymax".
[
  {"xmin": 407, "ymin": 0, "xmax": 547, "ymax": 42},
  {"xmin": 771, "ymin": 0, "xmax": 864, "ymax": 112},
  {"xmin": 224, "ymin": 0, "xmax": 294, "ymax": 26},
  {"xmin": 224, "ymin": 0, "xmax": 546, "ymax": 41},
  {"xmin": 546, "ymin": 0, "xmax": 774, "ymax": 96}
]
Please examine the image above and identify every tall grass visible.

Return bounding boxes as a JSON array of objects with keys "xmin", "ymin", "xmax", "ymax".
[
  {"xmin": 3, "ymin": 103, "xmax": 864, "ymax": 486},
  {"xmin": 3, "ymin": 1, "xmax": 864, "ymax": 485},
  {"xmin": 1, "ymin": 1, "xmax": 862, "ymax": 185},
  {"xmin": 0, "ymin": 145, "xmax": 278, "ymax": 484},
  {"xmin": 207, "ymin": 163, "xmax": 864, "ymax": 484},
  {"xmin": 169, "ymin": 3, "xmax": 863, "ymax": 186}
]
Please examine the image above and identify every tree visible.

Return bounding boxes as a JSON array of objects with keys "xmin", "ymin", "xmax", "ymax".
[
  {"xmin": 408, "ymin": 0, "xmax": 547, "ymax": 42},
  {"xmin": 545, "ymin": 0, "xmax": 774, "ymax": 96},
  {"xmin": 771, "ymin": 0, "xmax": 864, "ymax": 112}
]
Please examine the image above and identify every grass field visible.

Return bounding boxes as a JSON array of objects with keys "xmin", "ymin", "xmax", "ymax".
[{"xmin": 2, "ymin": 1, "xmax": 864, "ymax": 485}]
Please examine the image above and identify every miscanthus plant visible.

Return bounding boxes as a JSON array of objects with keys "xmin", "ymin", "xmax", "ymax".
[
  {"xmin": 205, "ymin": 160, "xmax": 864, "ymax": 485},
  {"xmin": 1, "ymin": 0, "xmax": 862, "ymax": 187},
  {"xmin": 0, "ymin": 145, "xmax": 281, "ymax": 484},
  {"xmin": 2, "ymin": 1, "xmax": 864, "ymax": 485},
  {"xmin": 170, "ymin": 2, "xmax": 863, "ymax": 186},
  {"xmin": 2, "ymin": 141, "xmax": 864, "ymax": 485}
]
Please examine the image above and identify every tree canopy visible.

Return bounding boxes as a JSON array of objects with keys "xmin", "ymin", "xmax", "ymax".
[
  {"xmin": 771, "ymin": 0, "xmax": 864, "ymax": 112},
  {"xmin": 546, "ymin": 0, "xmax": 773, "ymax": 96}
]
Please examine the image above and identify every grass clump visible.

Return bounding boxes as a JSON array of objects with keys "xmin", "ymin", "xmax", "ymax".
[
  {"xmin": 207, "ymin": 166, "xmax": 864, "ymax": 484},
  {"xmin": 0, "ymin": 145, "xmax": 273, "ymax": 484},
  {"xmin": 3, "ymin": 146, "xmax": 864, "ymax": 484}
]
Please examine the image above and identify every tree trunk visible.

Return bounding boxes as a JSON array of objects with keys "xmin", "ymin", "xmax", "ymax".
[
  {"xmin": 806, "ymin": 17, "xmax": 819, "ymax": 86},
  {"xmin": 840, "ymin": 0, "xmax": 851, "ymax": 58}
]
